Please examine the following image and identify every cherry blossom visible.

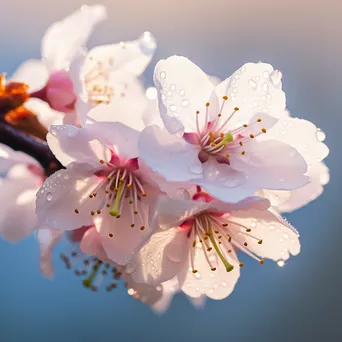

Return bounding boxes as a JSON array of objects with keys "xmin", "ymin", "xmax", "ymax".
[
  {"xmin": 139, "ymin": 57, "xmax": 313, "ymax": 203},
  {"xmin": 128, "ymin": 189, "xmax": 300, "ymax": 300},
  {"xmin": 36, "ymin": 102, "xmax": 167, "ymax": 265},
  {"xmin": 11, "ymin": 5, "xmax": 107, "ymax": 114}
]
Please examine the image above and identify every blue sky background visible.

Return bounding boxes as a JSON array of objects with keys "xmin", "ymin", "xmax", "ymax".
[{"xmin": 0, "ymin": 1, "xmax": 341, "ymax": 341}]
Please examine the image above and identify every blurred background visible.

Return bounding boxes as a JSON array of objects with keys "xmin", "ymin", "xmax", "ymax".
[{"xmin": 0, "ymin": 0, "xmax": 341, "ymax": 341}]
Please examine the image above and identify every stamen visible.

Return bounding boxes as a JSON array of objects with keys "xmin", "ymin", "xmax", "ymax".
[{"xmin": 209, "ymin": 231, "xmax": 234, "ymax": 272}]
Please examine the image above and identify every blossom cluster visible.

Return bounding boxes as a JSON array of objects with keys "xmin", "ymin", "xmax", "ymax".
[{"xmin": 0, "ymin": 5, "xmax": 329, "ymax": 312}]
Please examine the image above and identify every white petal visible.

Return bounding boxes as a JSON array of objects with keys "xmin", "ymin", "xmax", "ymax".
[
  {"xmin": 231, "ymin": 209, "xmax": 300, "ymax": 261},
  {"xmin": 36, "ymin": 163, "xmax": 103, "ymax": 230},
  {"xmin": 98, "ymin": 188, "xmax": 156, "ymax": 265},
  {"xmin": 79, "ymin": 226, "xmax": 109, "ymax": 261},
  {"xmin": 47, "ymin": 125, "xmax": 110, "ymax": 167},
  {"xmin": 84, "ymin": 31, "xmax": 156, "ymax": 78},
  {"xmin": 214, "ymin": 63, "xmax": 287, "ymax": 129},
  {"xmin": 230, "ymin": 140, "xmax": 309, "ymax": 190},
  {"xmin": 37, "ymin": 227, "xmax": 63, "ymax": 278},
  {"xmin": 0, "ymin": 178, "xmax": 39, "ymax": 242},
  {"xmin": 275, "ymin": 162, "xmax": 329, "ymax": 213},
  {"xmin": 139, "ymin": 125, "xmax": 202, "ymax": 182},
  {"xmin": 42, "ymin": 5, "xmax": 107, "ymax": 70},
  {"xmin": 179, "ymin": 246, "xmax": 240, "ymax": 300},
  {"xmin": 259, "ymin": 117, "xmax": 329, "ymax": 166},
  {"xmin": 130, "ymin": 228, "xmax": 189, "ymax": 285},
  {"xmin": 10, "ymin": 59, "xmax": 49, "ymax": 91},
  {"xmin": 86, "ymin": 122, "xmax": 141, "ymax": 160},
  {"xmin": 151, "ymin": 278, "xmax": 179, "ymax": 314},
  {"xmin": 197, "ymin": 160, "xmax": 257, "ymax": 203},
  {"xmin": 86, "ymin": 100, "xmax": 146, "ymax": 132},
  {"xmin": 154, "ymin": 56, "xmax": 214, "ymax": 134},
  {"xmin": 0, "ymin": 144, "xmax": 39, "ymax": 173}
]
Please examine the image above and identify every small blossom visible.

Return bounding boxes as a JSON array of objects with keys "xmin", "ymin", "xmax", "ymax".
[{"xmin": 129, "ymin": 190, "xmax": 300, "ymax": 300}]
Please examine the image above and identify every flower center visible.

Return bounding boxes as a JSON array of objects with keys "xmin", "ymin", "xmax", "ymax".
[
  {"xmin": 182, "ymin": 210, "xmax": 265, "ymax": 273},
  {"xmin": 84, "ymin": 56, "xmax": 126, "ymax": 106},
  {"xmin": 74, "ymin": 158, "xmax": 147, "ymax": 230},
  {"xmin": 184, "ymin": 96, "xmax": 268, "ymax": 163}
]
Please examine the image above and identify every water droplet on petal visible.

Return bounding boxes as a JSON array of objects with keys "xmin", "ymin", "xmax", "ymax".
[
  {"xmin": 179, "ymin": 89, "xmax": 185, "ymax": 96},
  {"xmin": 181, "ymin": 99, "xmax": 190, "ymax": 107},
  {"xmin": 270, "ymin": 70, "xmax": 282, "ymax": 87},
  {"xmin": 146, "ymin": 87, "xmax": 157, "ymax": 100},
  {"xmin": 316, "ymin": 128, "xmax": 326, "ymax": 142},
  {"xmin": 46, "ymin": 192, "xmax": 52, "ymax": 201},
  {"xmin": 277, "ymin": 260, "xmax": 285, "ymax": 267},
  {"xmin": 139, "ymin": 31, "xmax": 156, "ymax": 55},
  {"xmin": 263, "ymin": 71, "xmax": 269, "ymax": 78},
  {"xmin": 194, "ymin": 272, "xmax": 201, "ymax": 279},
  {"xmin": 263, "ymin": 82, "xmax": 269, "ymax": 92},
  {"xmin": 189, "ymin": 162, "xmax": 203, "ymax": 174},
  {"xmin": 248, "ymin": 79, "xmax": 257, "ymax": 89},
  {"xmin": 170, "ymin": 84, "xmax": 176, "ymax": 91},
  {"xmin": 269, "ymin": 224, "xmax": 275, "ymax": 231},
  {"xmin": 160, "ymin": 71, "xmax": 166, "ymax": 79},
  {"xmin": 170, "ymin": 104, "xmax": 178, "ymax": 112}
]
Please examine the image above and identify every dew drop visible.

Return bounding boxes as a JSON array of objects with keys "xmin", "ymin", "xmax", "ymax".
[
  {"xmin": 263, "ymin": 82, "xmax": 269, "ymax": 92},
  {"xmin": 263, "ymin": 71, "xmax": 269, "ymax": 78},
  {"xmin": 221, "ymin": 281, "xmax": 228, "ymax": 287},
  {"xmin": 170, "ymin": 84, "xmax": 176, "ymax": 91},
  {"xmin": 181, "ymin": 99, "xmax": 190, "ymax": 107},
  {"xmin": 139, "ymin": 31, "xmax": 156, "ymax": 55},
  {"xmin": 223, "ymin": 178, "xmax": 242, "ymax": 188},
  {"xmin": 189, "ymin": 162, "xmax": 203, "ymax": 174},
  {"xmin": 194, "ymin": 272, "xmax": 201, "ymax": 279},
  {"xmin": 40, "ymin": 189, "xmax": 45, "ymax": 194},
  {"xmin": 160, "ymin": 71, "xmax": 166, "ymax": 79},
  {"xmin": 248, "ymin": 79, "xmax": 257, "ymax": 89},
  {"xmin": 270, "ymin": 70, "xmax": 282, "ymax": 86},
  {"xmin": 277, "ymin": 260, "xmax": 285, "ymax": 267},
  {"xmin": 269, "ymin": 224, "xmax": 275, "ymax": 231},
  {"xmin": 179, "ymin": 89, "xmax": 185, "ymax": 96},
  {"xmin": 64, "ymin": 174, "xmax": 70, "ymax": 180},
  {"xmin": 170, "ymin": 104, "xmax": 178, "ymax": 112},
  {"xmin": 46, "ymin": 192, "xmax": 52, "ymax": 202},
  {"xmin": 316, "ymin": 128, "xmax": 326, "ymax": 142}
]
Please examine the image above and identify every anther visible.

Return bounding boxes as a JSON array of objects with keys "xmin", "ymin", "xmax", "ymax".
[
  {"xmin": 244, "ymin": 242, "xmax": 248, "ymax": 246},
  {"xmin": 74, "ymin": 209, "xmax": 79, "ymax": 214},
  {"xmin": 97, "ymin": 210, "xmax": 101, "ymax": 214},
  {"xmin": 234, "ymin": 107, "xmax": 239, "ymax": 111},
  {"xmin": 105, "ymin": 190, "xmax": 109, "ymax": 194},
  {"xmin": 207, "ymin": 247, "xmax": 212, "ymax": 252},
  {"xmin": 239, "ymin": 141, "xmax": 243, "ymax": 146},
  {"xmin": 196, "ymin": 110, "xmax": 200, "ymax": 114},
  {"xmin": 131, "ymin": 224, "xmax": 135, "ymax": 228},
  {"xmin": 140, "ymin": 226, "xmax": 145, "ymax": 231},
  {"xmin": 239, "ymin": 262, "xmax": 244, "ymax": 267},
  {"xmin": 91, "ymin": 211, "xmax": 95, "ymax": 216},
  {"xmin": 192, "ymin": 269, "xmax": 198, "ymax": 274},
  {"xmin": 106, "ymin": 204, "xmax": 110, "ymax": 207},
  {"xmin": 211, "ymin": 267, "xmax": 217, "ymax": 271},
  {"xmin": 258, "ymin": 240, "xmax": 263, "ymax": 244},
  {"xmin": 218, "ymin": 113, "xmax": 222, "ymax": 117},
  {"xmin": 192, "ymin": 240, "xmax": 196, "ymax": 247},
  {"xmin": 129, "ymin": 200, "xmax": 133, "ymax": 204},
  {"xmin": 222, "ymin": 223, "xmax": 228, "ymax": 227},
  {"xmin": 126, "ymin": 184, "xmax": 132, "ymax": 188},
  {"xmin": 89, "ymin": 195, "xmax": 93, "ymax": 199},
  {"xmin": 99, "ymin": 159, "xmax": 105, "ymax": 164},
  {"xmin": 259, "ymin": 259, "xmax": 265, "ymax": 264},
  {"xmin": 134, "ymin": 210, "xmax": 138, "ymax": 215},
  {"xmin": 225, "ymin": 154, "xmax": 230, "ymax": 158},
  {"xmin": 109, "ymin": 233, "xmax": 113, "ymax": 238},
  {"xmin": 243, "ymin": 124, "xmax": 248, "ymax": 128},
  {"xmin": 246, "ymin": 228, "xmax": 251, "ymax": 232},
  {"xmin": 250, "ymin": 134, "xmax": 255, "ymax": 138},
  {"xmin": 206, "ymin": 102, "xmax": 210, "ymax": 107},
  {"xmin": 228, "ymin": 249, "xmax": 232, "ymax": 253},
  {"xmin": 261, "ymin": 128, "xmax": 267, "ymax": 133},
  {"xmin": 241, "ymin": 151, "xmax": 246, "ymax": 155},
  {"xmin": 257, "ymin": 118, "xmax": 262, "ymax": 122},
  {"xmin": 223, "ymin": 96, "xmax": 228, "ymax": 100}
]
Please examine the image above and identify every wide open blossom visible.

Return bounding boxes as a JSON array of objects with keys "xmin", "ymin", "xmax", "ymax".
[
  {"xmin": 139, "ymin": 57, "xmax": 316, "ymax": 203},
  {"xmin": 36, "ymin": 101, "xmax": 168, "ymax": 265},
  {"xmin": 128, "ymin": 190, "xmax": 300, "ymax": 300},
  {"xmin": 0, "ymin": 145, "xmax": 44, "ymax": 241},
  {"xmin": 11, "ymin": 5, "xmax": 107, "ymax": 114}
]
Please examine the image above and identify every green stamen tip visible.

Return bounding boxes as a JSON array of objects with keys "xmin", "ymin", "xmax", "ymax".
[
  {"xmin": 209, "ymin": 231, "xmax": 234, "ymax": 272},
  {"xmin": 109, "ymin": 181, "xmax": 124, "ymax": 217},
  {"xmin": 83, "ymin": 264, "xmax": 100, "ymax": 288},
  {"xmin": 223, "ymin": 132, "xmax": 234, "ymax": 143}
]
